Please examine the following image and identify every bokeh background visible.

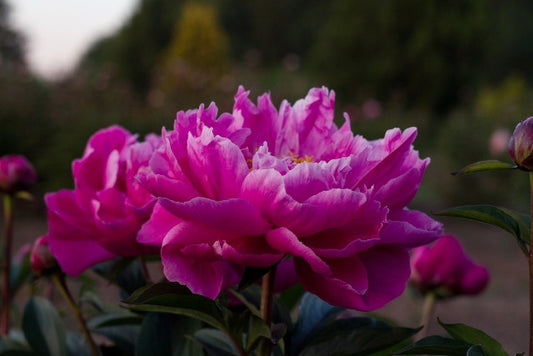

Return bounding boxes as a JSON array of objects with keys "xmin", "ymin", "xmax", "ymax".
[{"xmin": 1, "ymin": 0, "xmax": 533, "ymax": 352}]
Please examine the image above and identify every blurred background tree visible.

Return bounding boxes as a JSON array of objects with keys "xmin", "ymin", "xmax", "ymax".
[{"xmin": 3, "ymin": 0, "xmax": 533, "ymax": 210}]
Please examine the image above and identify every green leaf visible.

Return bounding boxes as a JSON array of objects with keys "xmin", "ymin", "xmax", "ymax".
[
  {"xmin": 468, "ymin": 344, "xmax": 487, "ymax": 356},
  {"xmin": 22, "ymin": 297, "xmax": 67, "ymax": 356},
  {"xmin": 90, "ymin": 324, "xmax": 138, "ymax": 353},
  {"xmin": 92, "ymin": 257, "xmax": 146, "ymax": 298},
  {"xmin": 136, "ymin": 312, "xmax": 202, "ymax": 356},
  {"xmin": 245, "ymin": 315, "xmax": 271, "ymax": 352},
  {"xmin": 193, "ymin": 328, "xmax": 240, "ymax": 356},
  {"xmin": 436, "ymin": 204, "xmax": 530, "ymax": 255},
  {"xmin": 0, "ymin": 335, "xmax": 36, "ymax": 355},
  {"xmin": 291, "ymin": 292, "xmax": 343, "ymax": 353},
  {"xmin": 66, "ymin": 332, "xmax": 93, "ymax": 356},
  {"xmin": 452, "ymin": 160, "xmax": 517, "ymax": 175},
  {"xmin": 394, "ymin": 335, "xmax": 473, "ymax": 355},
  {"xmin": 238, "ymin": 259, "xmax": 281, "ymax": 290},
  {"xmin": 439, "ymin": 319, "xmax": 508, "ymax": 356},
  {"xmin": 299, "ymin": 318, "xmax": 420, "ymax": 356},
  {"xmin": 87, "ymin": 312, "xmax": 143, "ymax": 328},
  {"xmin": 122, "ymin": 281, "xmax": 227, "ymax": 331}
]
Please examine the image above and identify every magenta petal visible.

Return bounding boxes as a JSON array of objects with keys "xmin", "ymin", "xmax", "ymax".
[
  {"xmin": 216, "ymin": 239, "xmax": 283, "ymax": 267},
  {"xmin": 380, "ymin": 209, "xmax": 443, "ymax": 247},
  {"xmin": 162, "ymin": 242, "xmax": 225, "ymax": 299},
  {"xmin": 294, "ymin": 246, "xmax": 410, "ymax": 311},
  {"xmin": 266, "ymin": 227, "xmax": 331, "ymax": 275},
  {"xmin": 159, "ymin": 197, "xmax": 271, "ymax": 236},
  {"xmin": 186, "ymin": 128, "xmax": 249, "ymax": 200},
  {"xmin": 45, "ymin": 192, "xmax": 116, "ymax": 276},
  {"xmin": 137, "ymin": 202, "xmax": 182, "ymax": 247}
]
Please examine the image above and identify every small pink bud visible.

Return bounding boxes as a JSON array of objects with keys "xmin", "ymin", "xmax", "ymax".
[
  {"xmin": 508, "ymin": 117, "xmax": 533, "ymax": 170},
  {"xmin": 30, "ymin": 235, "xmax": 57, "ymax": 274},
  {"xmin": 0, "ymin": 155, "xmax": 37, "ymax": 194},
  {"xmin": 409, "ymin": 235, "xmax": 489, "ymax": 298}
]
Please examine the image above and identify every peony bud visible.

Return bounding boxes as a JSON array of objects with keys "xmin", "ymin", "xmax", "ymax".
[
  {"xmin": 508, "ymin": 117, "xmax": 533, "ymax": 170},
  {"xmin": 30, "ymin": 235, "xmax": 57, "ymax": 274},
  {"xmin": 409, "ymin": 235, "xmax": 489, "ymax": 298},
  {"xmin": 0, "ymin": 155, "xmax": 37, "ymax": 195}
]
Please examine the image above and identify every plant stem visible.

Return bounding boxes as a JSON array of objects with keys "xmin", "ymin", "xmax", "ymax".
[
  {"xmin": 529, "ymin": 172, "xmax": 533, "ymax": 355},
  {"xmin": 418, "ymin": 292, "xmax": 436, "ymax": 340},
  {"xmin": 52, "ymin": 274, "xmax": 99, "ymax": 356},
  {"xmin": 0, "ymin": 194, "xmax": 13, "ymax": 335},
  {"xmin": 259, "ymin": 268, "xmax": 277, "ymax": 356},
  {"xmin": 138, "ymin": 256, "xmax": 152, "ymax": 284}
]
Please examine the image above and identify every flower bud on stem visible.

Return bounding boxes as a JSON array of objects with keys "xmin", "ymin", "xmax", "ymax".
[
  {"xmin": 260, "ymin": 267, "xmax": 277, "ymax": 356},
  {"xmin": 51, "ymin": 274, "xmax": 99, "ymax": 356},
  {"xmin": 0, "ymin": 194, "xmax": 13, "ymax": 335}
]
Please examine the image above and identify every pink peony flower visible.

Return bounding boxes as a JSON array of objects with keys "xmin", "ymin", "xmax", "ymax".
[
  {"xmin": 30, "ymin": 235, "xmax": 57, "ymax": 274},
  {"xmin": 138, "ymin": 87, "xmax": 442, "ymax": 310},
  {"xmin": 0, "ymin": 154, "xmax": 37, "ymax": 195},
  {"xmin": 410, "ymin": 235, "xmax": 489, "ymax": 297},
  {"xmin": 45, "ymin": 126, "xmax": 161, "ymax": 276}
]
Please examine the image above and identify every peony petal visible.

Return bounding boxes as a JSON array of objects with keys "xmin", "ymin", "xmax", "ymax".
[
  {"xmin": 161, "ymin": 241, "xmax": 225, "ymax": 299},
  {"xmin": 294, "ymin": 246, "xmax": 410, "ymax": 311},
  {"xmin": 46, "ymin": 193, "xmax": 116, "ymax": 276},
  {"xmin": 380, "ymin": 209, "xmax": 443, "ymax": 247},
  {"xmin": 159, "ymin": 197, "xmax": 271, "ymax": 236},
  {"xmin": 216, "ymin": 238, "xmax": 283, "ymax": 267},
  {"xmin": 137, "ymin": 202, "xmax": 182, "ymax": 247},
  {"xmin": 186, "ymin": 128, "xmax": 249, "ymax": 200},
  {"xmin": 266, "ymin": 227, "xmax": 330, "ymax": 275}
]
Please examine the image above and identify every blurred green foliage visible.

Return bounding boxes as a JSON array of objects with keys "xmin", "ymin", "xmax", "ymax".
[{"xmin": 2, "ymin": 0, "xmax": 533, "ymax": 212}]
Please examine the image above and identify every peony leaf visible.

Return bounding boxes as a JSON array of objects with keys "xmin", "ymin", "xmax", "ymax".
[
  {"xmin": 299, "ymin": 318, "xmax": 419, "ymax": 356},
  {"xmin": 22, "ymin": 297, "xmax": 67, "ymax": 356},
  {"xmin": 122, "ymin": 281, "xmax": 227, "ymax": 331},
  {"xmin": 193, "ymin": 328, "xmax": 241, "ymax": 356},
  {"xmin": 452, "ymin": 160, "xmax": 517, "ymax": 176},
  {"xmin": 467, "ymin": 344, "xmax": 487, "ymax": 356},
  {"xmin": 136, "ymin": 312, "xmax": 202, "ymax": 356},
  {"xmin": 290, "ymin": 292, "xmax": 344, "ymax": 354},
  {"xmin": 87, "ymin": 312, "xmax": 143, "ymax": 328},
  {"xmin": 435, "ymin": 205, "xmax": 530, "ymax": 255},
  {"xmin": 393, "ymin": 335, "xmax": 473, "ymax": 355},
  {"xmin": 438, "ymin": 319, "xmax": 508, "ymax": 356}
]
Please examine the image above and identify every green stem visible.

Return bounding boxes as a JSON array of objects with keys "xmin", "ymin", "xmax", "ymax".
[
  {"xmin": 418, "ymin": 292, "xmax": 436, "ymax": 340},
  {"xmin": 259, "ymin": 268, "xmax": 277, "ymax": 356},
  {"xmin": 138, "ymin": 256, "xmax": 152, "ymax": 284},
  {"xmin": 52, "ymin": 274, "xmax": 99, "ymax": 356},
  {"xmin": 0, "ymin": 194, "xmax": 13, "ymax": 335},
  {"xmin": 528, "ymin": 172, "xmax": 533, "ymax": 355}
]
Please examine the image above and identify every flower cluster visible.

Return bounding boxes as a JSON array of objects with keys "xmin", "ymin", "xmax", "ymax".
[{"xmin": 44, "ymin": 87, "xmax": 442, "ymax": 311}]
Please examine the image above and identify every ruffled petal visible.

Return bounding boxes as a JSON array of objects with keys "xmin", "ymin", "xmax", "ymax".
[
  {"xmin": 161, "ymin": 241, "xmax": 225, "ymax": 299},
  {"xmin": 266, "ymin": 227, "xmax": 330, "ymax": 275},
  {"xmin": 45, "ymin": 192, "xmax": 116, "ymax": 276},
  {"xmin": 159, "ymin": 197, "xmax": 271, "ymax": 236},
  {"xmin": 295, "ymin": 246, "xmax": 410, "ymax": 311},
  {"xmin": 379, "ymin": 209, "xmax": 443, "ymax": 247}
]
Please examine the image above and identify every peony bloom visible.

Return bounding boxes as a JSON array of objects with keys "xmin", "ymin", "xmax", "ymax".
[
  {"xmin": 0, "ymin": 154, "xmax": 37, "ymax": 195},
  {"xmin": 508, "ymin": 116, "xmax": 533, "ymax": 170},
  {"xmin": 30, "ymin": 235, "xmax": 57, "ymax": 274},
  {"xmin": 45, "ymin": 126, "xmax": 161, "ymax": 276},
  {"xmin": 138, "ymin": 86, "xmax": 442, "ymax": 310},
  {"xmin": 410, "ymin": 235, "xmax": 489, "ymax": 297}
]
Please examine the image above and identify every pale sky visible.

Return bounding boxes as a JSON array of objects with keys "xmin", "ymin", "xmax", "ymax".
[{"xmin": 7, "ymin": 0, "xmax": 138, "ymax": 79}]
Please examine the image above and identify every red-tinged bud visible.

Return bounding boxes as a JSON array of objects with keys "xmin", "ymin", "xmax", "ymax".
[
  {"xmin": 30, "ymin": 235, "xmax": 57, "ymax": 274},
  {"xmin": 0, "ymin": 155, "xmax": 37, "ymax": 195},
  {"xmin": 508, "ymin": 117, "xmax": 533, "ymax": 170}
]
